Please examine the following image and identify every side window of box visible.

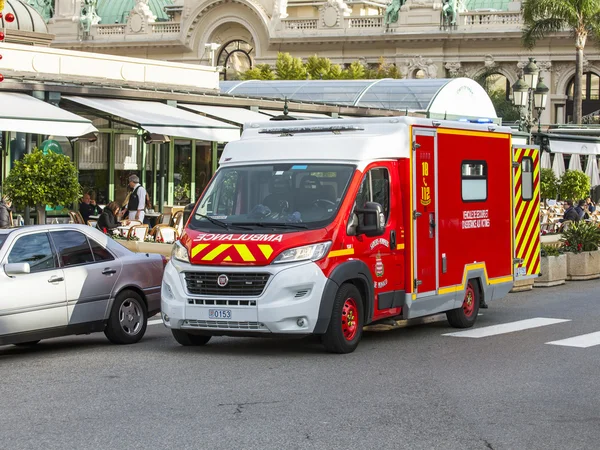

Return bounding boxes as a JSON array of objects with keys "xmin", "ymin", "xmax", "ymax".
[
  {"xmin": 521, "ymin": 157, "xmax": 533, "ymax": 201},
  {"xmin": 461, "ymin": 161, "xmax": 488, "ymax": 202}
]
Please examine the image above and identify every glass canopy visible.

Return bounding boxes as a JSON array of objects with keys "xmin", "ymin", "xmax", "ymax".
[{"xmin": 220, "ymin": 78, "xmax": 498, "ymax": 121}]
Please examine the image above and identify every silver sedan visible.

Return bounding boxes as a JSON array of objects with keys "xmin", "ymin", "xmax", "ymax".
[{"xmin": 0, "ymin": 224, "xmax": 164, "ymax": 347}]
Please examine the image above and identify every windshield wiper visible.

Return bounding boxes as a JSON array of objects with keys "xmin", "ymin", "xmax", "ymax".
[
  {"xmin": 236, "ymin": 222, "xmax": 309, "ymax": 229},
  {"xmin": 196, "ymin": 214, "xmax": 230, "ymax": 229}
]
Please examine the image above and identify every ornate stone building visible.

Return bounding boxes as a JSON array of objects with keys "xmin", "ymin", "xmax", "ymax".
[{"xmin": 34, "ymin": 0, "xmax": 600, "ymax": 124}]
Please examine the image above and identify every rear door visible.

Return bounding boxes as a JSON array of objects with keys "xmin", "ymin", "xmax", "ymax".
[
  {"xmin": 50, "ymin": 230, "xmax": 122, "ymax": 325},
  {"xmin": 513, "ymin": 145, "xmax": 541, "ymax": 280},
  {"xmin": 412, "ymin": 130, "xmax": 438, "ymax": 296}
]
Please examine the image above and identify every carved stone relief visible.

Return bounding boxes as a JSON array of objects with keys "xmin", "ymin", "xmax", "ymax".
[
  {"xmin": 127, "ymin": 0, "xmax": 156, "ymax": 34},
  {"xmin": 444, "ymin": 61, "xmax": 461, "ymax": 77},
  {"xmin": 400, "ymin": 56, "xmax": 438, "ymax": 78}
]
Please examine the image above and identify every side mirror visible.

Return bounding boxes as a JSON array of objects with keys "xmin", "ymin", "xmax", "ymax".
[
  {"xmin": 356, "ymin": 202, "xmax": 385, "ymax": 237},
  {"xmin": 4, "ymin": 262, "xmax": 31, "ymax": 276}
]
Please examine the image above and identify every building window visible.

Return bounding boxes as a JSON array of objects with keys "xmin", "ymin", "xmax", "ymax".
[
  {"xmin": 79, "ymin": 133, "xmax": 110, "ymax": 205},
  {"xmin": 217, "ymin": 40, "xmax": 254, "ymax": 81},
  {"xmin": 521, "ymin": 157, "xmax": 533, "ymax": 201},
  {"xmin": 461, "ymin": 161, "xmax": 487, "ymax": 202}
]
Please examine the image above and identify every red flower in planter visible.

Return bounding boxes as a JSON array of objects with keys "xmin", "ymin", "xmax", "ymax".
[{"xmin": 578, "ymin": 243, "xmax": 583, "ymax": 251}]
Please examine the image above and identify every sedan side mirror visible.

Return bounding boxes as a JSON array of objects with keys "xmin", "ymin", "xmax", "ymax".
[
  {"xmin": 356, "ymin": 202, "xmax": 385, "ymax": 237},
  {"xmin": 4, "ymin": 262, "xmax": 31, "ymax": 276}
]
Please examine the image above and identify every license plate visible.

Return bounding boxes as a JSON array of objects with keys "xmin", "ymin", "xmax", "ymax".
[{"xmin": 209, "ymin": 309, "xmax": 231, "ymax": 319}]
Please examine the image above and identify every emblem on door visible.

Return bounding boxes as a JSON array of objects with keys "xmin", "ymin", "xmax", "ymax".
[{"xmin": 420, "ymin": 161, "xmax": 431, "ymax": 206}]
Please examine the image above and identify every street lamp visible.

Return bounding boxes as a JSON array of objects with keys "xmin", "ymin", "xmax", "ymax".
[{"xmin": 511, "ymin": 57, "xmax": 549, "ymax": 141}]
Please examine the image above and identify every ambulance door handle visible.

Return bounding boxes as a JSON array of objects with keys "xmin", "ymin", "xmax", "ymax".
[{"xmin": 390, "ymin": 230, "xmax": 396, "ymax": 250}]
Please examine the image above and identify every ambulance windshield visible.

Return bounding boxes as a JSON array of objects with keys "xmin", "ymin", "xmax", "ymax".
[{"xmin": 190, "ymin": 163, "xmax": 355, "ymax": 232}]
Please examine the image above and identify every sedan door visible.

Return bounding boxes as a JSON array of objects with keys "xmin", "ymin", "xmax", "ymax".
[
  {"xmin": 0, "ymin": 232, "xmax": 67, "ymax": 336},
  {"xmin": 50, "ymin": 230, "xmax": 122, "ymax": 326}
]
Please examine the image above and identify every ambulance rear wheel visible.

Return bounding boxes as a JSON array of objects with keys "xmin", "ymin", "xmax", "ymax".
[
  {"xmin": 171, "ymin": 330, "xmax": 212, "ymax": 346},
  {"xmin": 321, "ymin": 284, "xmax": 364, "ymax": 354},
  {"xmin": 446, "ymin": 280, "xmax": 480, "ymax": 328}
]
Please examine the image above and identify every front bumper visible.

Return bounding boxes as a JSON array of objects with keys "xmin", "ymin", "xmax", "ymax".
[{"xmin": 161, "ymin": 259, "xmax": 328, "ymax": 335}]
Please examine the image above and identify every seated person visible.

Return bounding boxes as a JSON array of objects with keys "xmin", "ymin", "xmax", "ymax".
[
  {"xmin": 560, "ymin": 200, "xmax": 580, "ymax": 222},
  {"xmin": 97, "ymin": 202, "xmax": 122, "ymax": 234},
  {"xmin": 79, "ymin": 193, "xmax": 102, "ymax": 223}
]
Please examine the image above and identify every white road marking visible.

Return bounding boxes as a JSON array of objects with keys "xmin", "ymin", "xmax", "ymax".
[
  {"xmin": 148, "ymin": 319, "xmax": 163, "ymax": 326},
  {"xmin": 546, "ymin": 331, "xmax": 600, "ymax": 348},
  {"xmin": 442, "ymin": 317, "xmax": 571, "ymax": 338}
]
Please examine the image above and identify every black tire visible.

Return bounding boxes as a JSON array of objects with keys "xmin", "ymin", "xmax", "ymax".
[
  {"xmin": 446, "ymin": 280, "xmax": 480, "ymax": 328},
  {"xmin": 171, "ymin": 329, "xmax": 212, "ymax": 346},
  {"xmin": 104, "ymin": 290, "xmax": 148, "ymax": 345},
  {"xmin": 321, "ymin": 283, "xmax": 364, "ymax": 354},
  {"xmin": 14, "ymin": 340, "xmax": 41, "ymax": 347}
]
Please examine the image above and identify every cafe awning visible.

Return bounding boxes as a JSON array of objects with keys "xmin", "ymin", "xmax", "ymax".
[
  {"xmin": 0, "ymin": 92, "xmax": 98, "ymax": 137},
  {"xmin": 64, "ymin": 96, "xmax": 240, "ymax": 142},
  {"xmin": 181, "ymin": 104, "xmax": 270, "ymax": 126}
]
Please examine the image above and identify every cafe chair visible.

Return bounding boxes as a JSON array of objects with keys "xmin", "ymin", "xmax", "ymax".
[
  {"xmin": 87, "ymin": 220, "xmax": 98, "ymax": 228},
  {"xmin": 156, "ymin": 226, "xmax": 178, "ymax": 244},
  {"xmin": 127, "ymin": 224, "xmax": 149, "ymax": 241}
]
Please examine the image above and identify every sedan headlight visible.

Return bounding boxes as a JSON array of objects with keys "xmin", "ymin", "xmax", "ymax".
[
  {"xmin": 272, "ymin": 242, "xmax": 332, "ymax": 264},
  {"xmin": 171, "ymin": 241, "xmax": 189, "ymax": 263}
]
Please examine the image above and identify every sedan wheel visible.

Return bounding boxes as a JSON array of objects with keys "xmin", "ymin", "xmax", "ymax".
[{"xmin": 105, "ymin": 290, "xmax": 148, "ymax": 345}]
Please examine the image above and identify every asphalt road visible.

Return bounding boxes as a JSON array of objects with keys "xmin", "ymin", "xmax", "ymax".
[{"xmin": 2, "ymin": 281, "xmax": 600, "ymax": 450}]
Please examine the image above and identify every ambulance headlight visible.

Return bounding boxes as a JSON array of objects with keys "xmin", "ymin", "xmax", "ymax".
[
  {"xmin": 171, "ymin": 241, "xmax": 189, "ymax": 263},
  {"xmin": 272, "ymin": 242, "xmax": 332, "ymax": 264}
]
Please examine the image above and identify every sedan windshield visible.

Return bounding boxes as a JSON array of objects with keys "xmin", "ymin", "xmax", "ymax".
[{"xmin": 190, "ymin": 163, "xmax": 355, "ymax": 232}]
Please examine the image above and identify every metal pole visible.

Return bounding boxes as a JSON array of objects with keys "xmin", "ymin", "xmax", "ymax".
[{"xmin": 159, "ymin": 143, "xmax": 166, "ymax": 213}]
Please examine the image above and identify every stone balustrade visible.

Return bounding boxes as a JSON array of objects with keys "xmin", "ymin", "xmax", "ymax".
[
  {"xmin": 461, "ymin": 11, "xmax": 522, "ymax": 27},
  {"xmin": 92, "ymin": 21, "xmax": 181, "ymax": 38}
]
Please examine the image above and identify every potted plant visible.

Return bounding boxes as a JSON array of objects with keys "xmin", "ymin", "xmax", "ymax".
[
  {"xmin": 3, "ymin": 149, "xmax": 81, "ymax": 225},
  {"xmin": 561, "ymin": 221, "xmax": 600, "ymax": 280},
  {"xmin": 559, "ymin": 170, "xmax": 591, "ymax": 201},
  {"xmin": 535, "ymin": 244, "xmax": 567, "ymax": 287},
  {"xmin": 540, "ymin": 168, "xmax": 559, "ymax": 202}
]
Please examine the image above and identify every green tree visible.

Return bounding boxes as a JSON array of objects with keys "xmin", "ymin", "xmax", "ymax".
[
  {"xmin": 275, "ymin": 53, "xmax": 308, "ymax": 80},
  {"xmin": 540, "ymin": 168, "xmax": 560, "ymax": 200},
  {"xmin": 306, "ymin": 55, "xmax": 332, "ymax": 80},
  {"xmin": 488, "ymin": 89, "xmax": 521, "ymax": 122},
  {"xmin": 559, "ymin": 169, "xmax": 591, "ymax": 201},
  {"xmin": 4, "ymin": 149, "xmax": 81, "ymax": 224},
  {"xmin": 522, "ymin": 0, "xmax": 600, "ymax": 124},
  {"xmin": 324, "ymin": 63, "xmax": 343, "ymax": 80},
  {"xmin": 241, "ymin": 64, "xmax": 276, "ymax": 80},
  {"xmin": 342, "ymin": 60, "xmax": 366, "ymax": 79}
]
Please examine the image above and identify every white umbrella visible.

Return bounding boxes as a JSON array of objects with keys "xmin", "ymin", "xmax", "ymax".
[
  {"xmin": 552, "ymin": 153, "xmax": 565, "ymax": 178},
  {"xmin": 569, "ymin": 154, "xmax": 582, "ymax": 172},
  {"xmin": 541, "ymin": 151, "xmax": 552, "ymax": 169},
  {"xmin": 585, "ymin": 155, "xmax": 600, "ymax": 187}
]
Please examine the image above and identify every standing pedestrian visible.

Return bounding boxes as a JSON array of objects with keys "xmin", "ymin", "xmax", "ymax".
[
  {"xmin": 127, "ymin": 174, "xmax": 146, "ymax": 222},
  {"xmin": 0, "ymin": 196, "xmax": 13, "ymax": 229}
]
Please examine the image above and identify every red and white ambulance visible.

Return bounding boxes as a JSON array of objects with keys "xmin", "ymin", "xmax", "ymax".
[{"xmin": 161, "ymin": 117, "xmax": 540, "ymax": 353}]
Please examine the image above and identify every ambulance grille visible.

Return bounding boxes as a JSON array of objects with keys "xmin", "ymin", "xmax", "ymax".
[
  {"xmin": 184, "ymin": 272, "xmax": 270, "ymax": 296},
  {"xmin": 183, "ymin": 320, "xmax": 268, "ymax": 331}
]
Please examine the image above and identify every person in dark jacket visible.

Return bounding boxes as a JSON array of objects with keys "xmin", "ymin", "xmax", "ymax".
[
  {"xmin": 79, "ymin": 193, "xmax": 102, "ymax": 224},
  {"xmin": 0, "ymin": 196, "xmax": 13, "ymax": 229},
  {"xmin": 561, "ymin": 200, "xmax": 580, "ymax": 222},
  {"xmin": 586, "ymin": 197, "xmax": 596, "ymax": 213},
  {"xmin": 97, "ymin": 202, "xmax": 122, "ymax": 234},
  {"xmin": 575, "ymin": 200, "xmax": 588, "ymax": 220}
]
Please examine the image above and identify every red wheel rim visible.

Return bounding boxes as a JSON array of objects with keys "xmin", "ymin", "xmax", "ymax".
[
  {"xmin": 341, "ymin": 297, "xmax": 359, "ymax": 341},
  {"xmin": 463, "ymin": 284, "xmax": 476, "ymax": 317}
]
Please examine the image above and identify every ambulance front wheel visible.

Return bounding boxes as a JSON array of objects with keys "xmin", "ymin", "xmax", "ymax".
[
  {"xmin": 321, "ymin": 283, "xmax": 364, "ymax": 354},
  {"xmin": 446, "ymin": 280, "xmax": 480, "ymax": 328}
]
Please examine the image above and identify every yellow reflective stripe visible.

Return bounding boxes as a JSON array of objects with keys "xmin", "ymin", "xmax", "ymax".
[
  {"xmin": 438, "ymin": 285, "xmax": 461, "ymax": 295},
  {"xmin": 328, "ymin": 249, "xmax": 355, "ymax": 258},
  {"xmin": 234, "ymin": 244, "xmax": 256, "ymax": 262},
  {"xmin": 396, "ymin": 244, "xmax": 405, "ymax": 250},
  {"xmin": 258, "ymin": 244, "xmax": 274, "ymax": 259},
  {"xmin": 437, "ymin": 128, "xmax": 510, "ymax": 139},
  {"xmin": 489, "ymin": 276, "xmax": 513, "ymax": 285},
  {"xmin": 191, "ymin": 243, "xmax": 209, "ymax": 259},
  {"xmin": 202, "ymin": 244, "xmax": 231, "ymax": 261},
  {"xmin": 224, "ymin": 256, "xmax": 232, "ymax": 261}
]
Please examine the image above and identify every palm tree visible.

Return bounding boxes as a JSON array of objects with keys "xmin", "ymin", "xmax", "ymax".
[{"xmin": 522, "ymin": 0, "xmax": 600, "ymax": 124}]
